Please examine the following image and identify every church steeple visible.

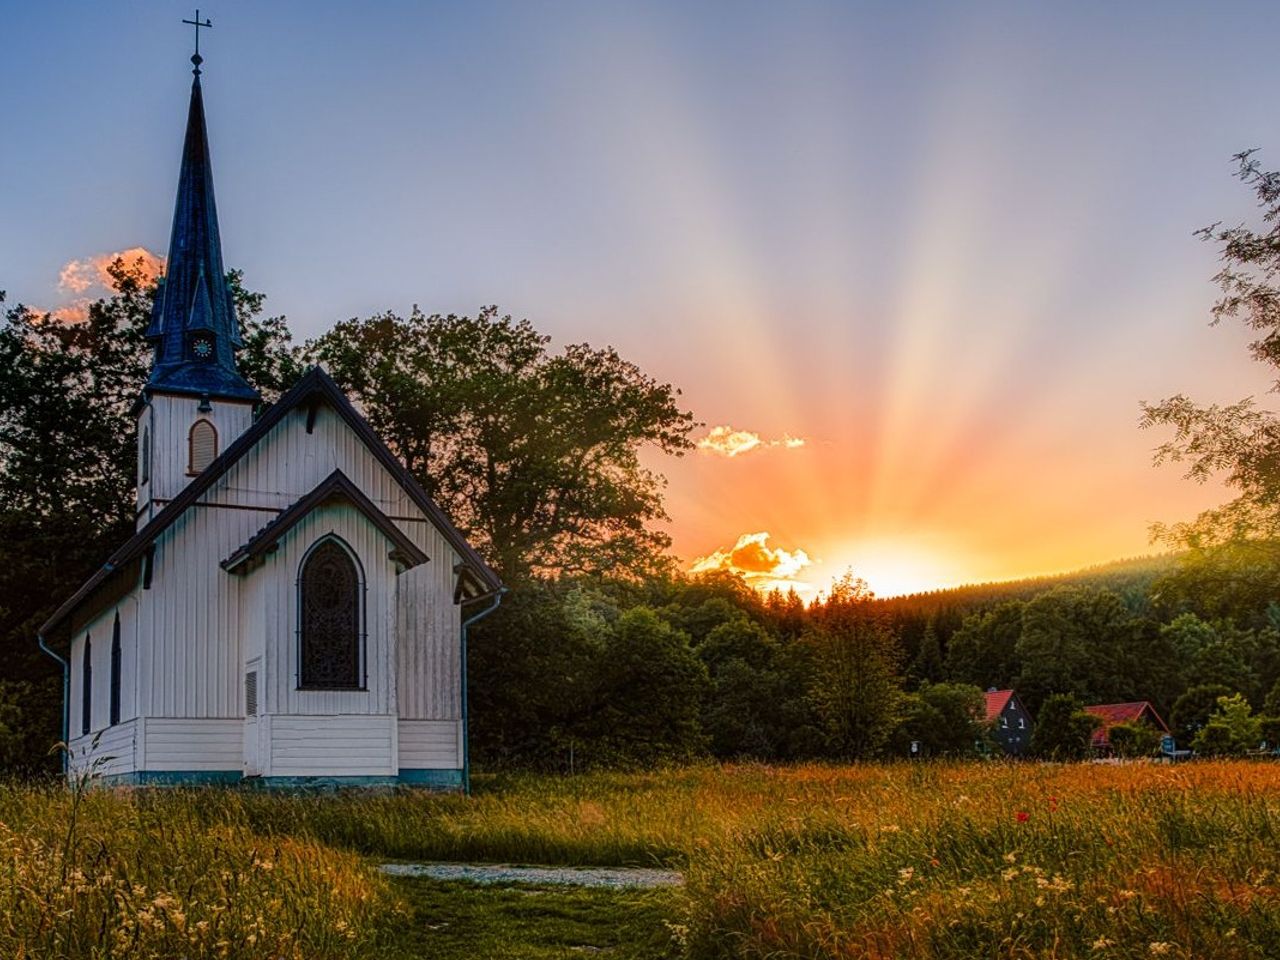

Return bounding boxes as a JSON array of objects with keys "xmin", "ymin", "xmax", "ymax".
[{"xmin": 145, "ymin": 50, "xmax": 257, "ymax": 402}]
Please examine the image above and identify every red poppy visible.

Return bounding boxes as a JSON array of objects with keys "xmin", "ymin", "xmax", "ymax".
[
  {"xmin": 1047, "ymin": 796, "xmax": 1059, "ymax": 812},
  {"xmin": 1015, "ymin": 810, "xmax": 1030, "ymax": 823}
]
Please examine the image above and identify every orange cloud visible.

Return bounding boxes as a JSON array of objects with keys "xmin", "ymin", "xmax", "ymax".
[
  {"xmin": 690, "ymin": 531, "xmax": 815, "ymax": 595},
  {"xmin": 697, "ymin": 425, "xmax": 805, "ymax": 457},
  {"xmin": 58, "ymin": 247, "xmax": 164, "ymax": 296}
]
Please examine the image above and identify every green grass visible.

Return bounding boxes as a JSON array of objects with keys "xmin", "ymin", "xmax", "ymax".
[{"xmin": 381, "ymin": 879, "xmax": 680, "ymax": 960}]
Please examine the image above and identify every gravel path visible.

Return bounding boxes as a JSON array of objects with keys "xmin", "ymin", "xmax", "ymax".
[{"xmin": 380, "ymin": 862, "xmax": 684, "ymax": 889}]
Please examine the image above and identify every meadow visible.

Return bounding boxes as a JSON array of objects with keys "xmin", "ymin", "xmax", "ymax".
[{"xmin": 4, "ymin": 762, "xmax": 1280, "ymax": 959}]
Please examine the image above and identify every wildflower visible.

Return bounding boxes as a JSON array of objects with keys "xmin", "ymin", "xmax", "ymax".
[
  {"xmin": 1015, "ymin": 810, "xmax": 1031, "ymax": 823},
  {"xmin": 1002, "ymin": 868, "xmax": 1019, "ymax": 881},
  {"xmin": 1004, "ymin": 852, "xmax": 1018, "ymax": 863},
  {"xmin": 1092, "ymin": 937, "xmax": 1115, "ymax": 950},
  {"xmin": 1149, "ymin": 944, "xmax": 1171, "ymax": 956},
  {"xmin": 1047, "ymin": 796, "xmax": 1060, "ymax": 812}
]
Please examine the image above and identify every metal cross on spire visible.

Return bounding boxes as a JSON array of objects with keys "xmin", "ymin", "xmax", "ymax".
[{"xmin": 182, "ymin": 10, "xmax": 213, "ymax": 73}]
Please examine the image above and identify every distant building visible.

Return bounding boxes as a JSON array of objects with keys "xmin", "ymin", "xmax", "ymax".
[
  {"xmin": 984, "ymin": 689, "xmax": 1033, "ymax": 756},
  {"xmin": 1084, "ymin": 702, "xmax": 1169, "ymax": 754}
]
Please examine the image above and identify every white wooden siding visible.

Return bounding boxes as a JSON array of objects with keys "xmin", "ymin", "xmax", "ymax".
[
  {"xmin": 267, "ymin": 715, "xmax": 395, "ymax": 777},
  {"xmin": 397, "ymin": 720, "xmax": 461, "ymax": 769},
  {"xmin": 67, "ymin": 719, "xmax": 138, "ymax": 778},
  {"xmin": 396, "ymin": 565, "xmax": 462, "ymax": 720},
  {"xmin": 142, "ymin": 718, "xmax": 242, "ymax": 771}
]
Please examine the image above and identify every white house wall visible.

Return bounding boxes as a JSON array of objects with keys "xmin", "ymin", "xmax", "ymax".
[{"xmin": 67, "ymin": 600, "xmax": 141, "ymax": 773}]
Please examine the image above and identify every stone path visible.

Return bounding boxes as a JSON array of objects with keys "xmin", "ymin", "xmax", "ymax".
[{"xmin": 380, "ymin": 862, "xmax": 683, "ymax": 889}]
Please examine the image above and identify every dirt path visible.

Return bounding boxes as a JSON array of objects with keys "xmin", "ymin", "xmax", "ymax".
[{"xmin": 380, "ymin": 862, "xmax": 683, "ymax": 889}]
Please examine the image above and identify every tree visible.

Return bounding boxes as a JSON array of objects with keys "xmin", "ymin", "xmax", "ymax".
[
  {"xmin": 893, "ymin": 682, "xmax": 987, "ymax": 758},
  {"xmin": 1107, "ymin": 721, "xmax": 1162, "ymax": 758},
  {"xmin": 804, "ymin": 574, "xmax": 903, "ymax": 759},
  {"xmin": 1193, "ymin": 694, "xmax": 1263, "ymax": 756},
  {"xmin": 1142, "ymin": 152, "xmax": 1280, "ymax": 613},
  {"xmin": 309, "ymin": 307, "xmax": 696, "ymax": 582},
  {"xmin": 908, "ymin": 618, "xmax": 944, "ymax": 686},
  {"xmin": 1030, "ymin": 694, "xmax": 1101, "ymax": 760},
  {"xmin": 1171, "ymin": 683, "xmax": 1234, "ymax": 746},
  {"xmin": 944, "ymin": 600, "xmax": 1024, "ymax": 689},
  {"xmin": 1015, "ymin": 587, "xmax": 1133, "ymax": 712}
]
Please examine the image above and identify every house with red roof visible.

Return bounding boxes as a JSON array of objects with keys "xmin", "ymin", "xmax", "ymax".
[
  {"xmin": 984, "ymin": 689, "xmax": 1034, "ymax": 756},
  {"xmin": 1084, "ymin": 702, "xmax": 1169, "ymax": 754}
]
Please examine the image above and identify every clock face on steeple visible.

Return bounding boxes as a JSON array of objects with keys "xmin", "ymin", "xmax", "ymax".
[{"xmin": 191, "ymin": 334, "xmax": 214, "ymax": 361}]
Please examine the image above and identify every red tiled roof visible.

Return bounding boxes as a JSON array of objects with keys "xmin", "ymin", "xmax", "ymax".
[
  {"xmin": 1085, "ymin": 701, "xmax": 1169, "ymax": 746},
  {"xmin": 984, "ymin": 689, "xmax": 1014, "ymax": 723}
]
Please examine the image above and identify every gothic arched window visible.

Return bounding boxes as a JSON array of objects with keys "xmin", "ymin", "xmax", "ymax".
[
  {"xmin": 298, "ymin": 538, "xmax": 362, "ymax": 690},
  {"xmin": 81, "ymin": 636, "xmax": 92, "ymax": 736},
  {"xmin": 188, "ymin": 419, "xmax": 218, "ymax": 475}
]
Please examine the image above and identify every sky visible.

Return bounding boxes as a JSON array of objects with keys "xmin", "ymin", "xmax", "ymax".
[{"xmin": 5, "ymin": 2, "xmax": 1280, "ymax": 597}]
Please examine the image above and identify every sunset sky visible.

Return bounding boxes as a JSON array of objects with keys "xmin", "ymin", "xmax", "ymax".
[{"xmin": 6, "ymin": 2, "xmax": 1280, "ymax": 597}]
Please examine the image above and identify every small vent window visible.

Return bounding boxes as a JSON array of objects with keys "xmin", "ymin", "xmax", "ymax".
[
  {"xmin": 245, "ymin": 671, "xmax": 258, "ymax": 717},
  {"xmin": 188, "ymin": 419, "xmax": 218, "ymax": 475}
]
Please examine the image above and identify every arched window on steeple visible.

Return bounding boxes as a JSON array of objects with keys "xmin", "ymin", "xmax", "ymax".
[
  {"xmin": 188, "ymin": 419, "xmax": 218, "ymax": 475},
  {"xmin": 81, "ymin": 636, "xmax": 92, "ymax": 736}
]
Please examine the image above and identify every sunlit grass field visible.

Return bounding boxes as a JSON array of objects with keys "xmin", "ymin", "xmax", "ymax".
[{"xmin": 4, "ymin": 762, "xmax": 1280, "ymax": 958}]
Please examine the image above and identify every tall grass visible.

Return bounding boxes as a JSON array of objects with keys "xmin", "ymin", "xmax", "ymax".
[
  {"xmin": 0, "ymin": 781, "xmax": 399, "ymax": 959},
  {"xmin": 4, "ymin": 762, "xmax": 1279, "ymax": 958}
]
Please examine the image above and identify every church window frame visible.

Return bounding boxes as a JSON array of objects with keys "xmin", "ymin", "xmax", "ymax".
[
  {"xmin": 188, "ymin": 418, "xmax": 218, "ymax": 475},
  {"xmin": 296, "ymin": 535, "xmax": 366, "ymax": 692},
  {"xmin": 109, "ymin": 612, "xmax": 122, "ymax": 727},
  {"xmin": 81, "ymin": 635, "xmax": 92, "ymax": 736}
]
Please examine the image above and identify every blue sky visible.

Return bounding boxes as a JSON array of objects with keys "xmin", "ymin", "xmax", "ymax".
[{"xmin": 6, "ymin": 2, "xmax": 1280, "ymax": 594}]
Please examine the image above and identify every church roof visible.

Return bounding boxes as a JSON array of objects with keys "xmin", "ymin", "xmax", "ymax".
[
  {"xmin": 222, "ymin": 469, "xmax": 430, "ymax": 575},
  {"xmin": 40, "ymin": 367, "xmax": 504, "ymax": 644},
  {"xmin": 144, "ymin": 61, "xmax": 257, "ymax": 402}
]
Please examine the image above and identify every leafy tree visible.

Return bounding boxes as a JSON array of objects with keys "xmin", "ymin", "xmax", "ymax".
[
  {"xmin": 944, "ymin": 600, "xmax": 1024, "ymax": 689},
  {"xmin": 1107, "ymin": 721, "xmax": 1162, "ymax": 758},
  {"xmin": 893, "ymin": 682, "xmax": 987, "ymax": 757},
  {"xmin": 1171, "ymin": 683, "xmax": 1234, "ymax": 746},
  {"xmin": 1142, "ymin": 153, "xmax": 1280, "ymax": 618},
  {"xmin": 1030, "ymin": 694, "xmax": 1101, "ymax": 760},
  {"xmin": 309, "ymin": 307, "xmax": 696, "ymax": 582},
  {"xmin": 1015, "ymin": 587, "xmax": 1133, "ymax": 711},
  {"xmin": 586, "ymin": 607, "xmax": 708, "ymax": 766},
  {"xmin": 804, "ymin": 574, "xmax": 903, "ymax": 759},
  {"xmin": 1193, "ymin": 694, "xmax": 1263, "ymax": 756}
]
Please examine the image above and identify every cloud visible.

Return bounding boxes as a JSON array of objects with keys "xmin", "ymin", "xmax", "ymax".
[
  {"xmin": 35, "ymin": 247, "xmax": 166, "ymax": 325},
  {"xmin": 58, "ymin": 247, "xmax": 165, "ymax": 296},
  {"xmin": 696, "ymin": 425, "xmax": 806, "ymax": 457},
  {"xmin": 690, "ymin": 531, "xmax": 815, "ymax": 595}
]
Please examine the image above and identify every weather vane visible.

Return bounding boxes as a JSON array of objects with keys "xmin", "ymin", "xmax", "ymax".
[{"xmin": 182, "ymin": 9, "xmax": 213, "ymax": 73}]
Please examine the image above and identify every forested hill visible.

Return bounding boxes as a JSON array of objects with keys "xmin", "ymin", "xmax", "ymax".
[{"xmin": 874, "ymin": 554, "xmax": 1178, "ymax": 666}]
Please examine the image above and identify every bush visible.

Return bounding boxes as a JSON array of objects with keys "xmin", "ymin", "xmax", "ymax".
[{"xmin": 1107, "ymin": 721, "xmax": 1162, "ymax": 758}]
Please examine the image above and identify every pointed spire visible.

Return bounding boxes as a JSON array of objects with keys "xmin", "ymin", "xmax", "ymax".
[{"xmin": 146, "ymin": 56, "xmax": 256, "ymax": 402}]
